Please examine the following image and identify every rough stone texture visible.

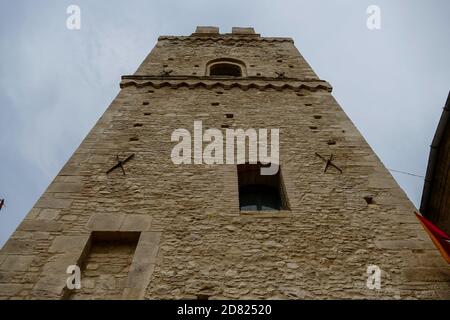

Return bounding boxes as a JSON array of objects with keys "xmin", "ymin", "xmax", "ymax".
[
  {"xmin": 69, "ymin": 237, "xmax": 138, "ymax": 300},
  {"xmin": 0, "ymin": 27, "xmax": 449, "ymax": 300}
]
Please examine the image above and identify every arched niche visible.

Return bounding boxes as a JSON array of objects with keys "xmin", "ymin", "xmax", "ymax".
[{"xmin": 206, "ymin": 58, "xmax": 247, "ymax": 77}]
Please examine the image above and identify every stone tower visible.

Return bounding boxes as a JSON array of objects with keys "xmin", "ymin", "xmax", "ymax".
[{"xmin": 1, "ymin": 26, "xmax": 449, "ymax": 300}]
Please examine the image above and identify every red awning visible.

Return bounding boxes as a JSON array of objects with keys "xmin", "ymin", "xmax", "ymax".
[{"xmin": 415, "ymin": 212, "xmax": 450, "ymax": 264}]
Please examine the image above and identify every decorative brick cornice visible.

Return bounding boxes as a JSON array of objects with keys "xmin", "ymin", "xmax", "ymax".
[
  {"xmin": 120, "ymin": 75, "xmax": 332, "ymax": 92},
  {"xmin": 158, "ymin": 35, "xmax": 294, "ymax": 43}
]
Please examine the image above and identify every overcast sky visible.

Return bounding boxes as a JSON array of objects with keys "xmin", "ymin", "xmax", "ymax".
[{"xmin": 1, "ymin": 0, "xmax": 449, "ymax": 247}]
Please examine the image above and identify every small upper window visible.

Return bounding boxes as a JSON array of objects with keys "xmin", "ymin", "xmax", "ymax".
[
  {"xmin": 206, "ymin": 58, "xmax": 247, "ymax": 77},
  {"xmin": 210, "ymin": 63, "xmax": 242, "ymax": 77}
]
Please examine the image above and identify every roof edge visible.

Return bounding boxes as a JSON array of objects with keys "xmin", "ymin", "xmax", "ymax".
[{"xmin": 420, "ymin": 91, "xmax": 450, "ymax": 215}]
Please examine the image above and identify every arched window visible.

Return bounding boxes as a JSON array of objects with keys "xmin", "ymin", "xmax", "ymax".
[
  {"xmin": 206, "ymin": 58, "xmax": 247, "ymax": 77},
  {"xmin": 210, "ymin": 63, "xmax": 242, "ymax": 77}
]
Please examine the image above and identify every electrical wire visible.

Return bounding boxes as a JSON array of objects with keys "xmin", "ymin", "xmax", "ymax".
[{"xmin": 388, "ymin": 168, "xmax": 425, "ymax": 179}]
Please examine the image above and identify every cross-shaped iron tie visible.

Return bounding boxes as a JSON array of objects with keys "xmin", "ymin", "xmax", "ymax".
[
  {"xmin": 160, "ymin": 69, "xmax": 173, "ymax": 77},
  {"xmin": 106, "ymin": 153, "xmax": 135, "ymax": 175},
  {"xmin": 275, "ymin": 71, "xmax": 285, "ymax": 79},
  {"xmin": 315, "ymin": 152, "xmax": 343, "ymax": 174}
]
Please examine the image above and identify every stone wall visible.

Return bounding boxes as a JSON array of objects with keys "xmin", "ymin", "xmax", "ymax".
[{"xmin": 0, "ymin": 27, "xmax": 449, "ymax": 300}]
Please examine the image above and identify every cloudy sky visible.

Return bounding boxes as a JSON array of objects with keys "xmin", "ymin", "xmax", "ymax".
[{"xmin": 0, "ymin": 0, "xmax": 449, "ymax": 247}]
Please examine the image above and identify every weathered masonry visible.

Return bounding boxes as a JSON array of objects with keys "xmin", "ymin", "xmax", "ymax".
[{"xmin": 0, "ymin": 26, "xmax": 449, "ymax": 299}]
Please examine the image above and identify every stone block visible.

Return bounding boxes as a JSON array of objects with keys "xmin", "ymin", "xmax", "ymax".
[
  {"xmin": 368, "ymin": 175, "xmax": 397, "ymax": 189},
  {"xmin": 194, "ymin": 26, "xmax": 219, "ymax": 34},
  {"xmin": 139, "ymin": 231, "xmax": 161, "ymax": 246},
  {"xmin": 87, "ymin": 213, "xmax": 124, "ymax": 231},
  {"xmin": 120, "ymin": 214, "xmax": 152, "ymax": 232},
  {"xmin": 125, "ymin": 261, "xmax": 155, "ymax": 288},
  {"xmin": 49, "ymin": 235, "xmax": 89, "ymax": 254},
  {"xmin": 32, "ymin": 276, "xmax": 66, "ymax": 297},
  {"xmin": 32, "ymin": 231, "xmax": 51, "ymax": 240},
  {"xmin": 374, "ymin": 239, "xmax": 434, "ymax": 250},
  {"xmin": 27, "ymin": 208, "xmax": 41, "ymax": 219},
  {"xmin": 0, "ymin": 271, "xmax": 15, "ymax": 283},
  {"xmin": 0, "ymin": 255, "xmax": 34, "ymax": 272},
  {"xmin": 232, "ymin": 27, "xmax": 255, "ymax": 35},
  {"xmin": 42, "ymin": 253, "xmax": 80, "ymax": 276},
  {"xmin": 38, "ymin": 209, "xmax": 61, "ymax": 220},
  {"xmin": 0, "ymin": 284, "xmax": 23, "ymax": 296},
  {"xmin": 18, "ymin": 219, "xmax": 63, "ymax": 232},
  {"xmin": 59, "ymin": 165, "xmax": 82, "ymax": 176},
  {"xmin": 47, "ymin": 182, "xmax": 83, "ymax": 193},
  {"xmin": 134, "ymin": 244, "xmax": 159, "ymax": 265},
  {"xmin": 35, "ymin": 197, "xmax": 73, "ymax": 209},
  {"xmin": 403, "ymin": 268, "xmax": 450, "ymax": 282},
  {"xmin": 1, "ymin": 239, "xmax": 35, "ymax": 254},
  {"xmin": 62, "ymin": 176, "xmax": 83, "ymax": 183},
  {"xmin": 122, "ymin": 287, "xmax": 143, "ymax": 300}
]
